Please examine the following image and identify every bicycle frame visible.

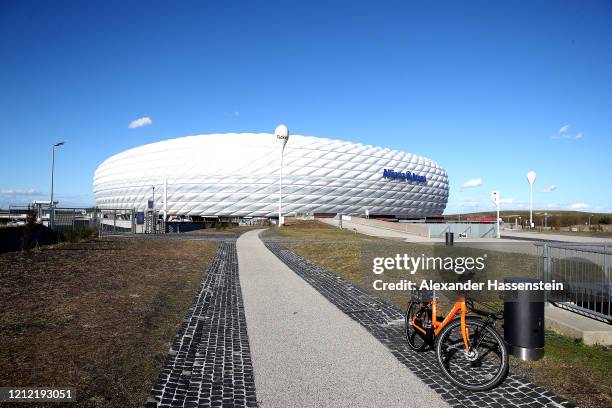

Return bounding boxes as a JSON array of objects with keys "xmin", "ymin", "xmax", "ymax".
[{"xmin": 411, "ymin": 297, "xmax": 471, "ymax": 352}]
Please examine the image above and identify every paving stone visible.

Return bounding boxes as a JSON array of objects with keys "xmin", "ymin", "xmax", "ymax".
[{"xmin": 146, "ymin": 242, "xmax": 257, "ymax": 407}]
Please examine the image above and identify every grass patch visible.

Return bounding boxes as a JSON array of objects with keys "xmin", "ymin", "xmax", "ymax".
[
  {"xmin": 543, "ymin": 330, "xmax": 611, "ymax": 372},
  {"xmin": 262, "ymin": 219, "xmax": 372, "ymax": 241},
  {"xmin": 510, "ymin": 331, "xmax": 612, "ymax": 408},
  {"xmin": 0, "ymin": 238, "xmax": 218, "ymax": 407},
  {"xmin": 60, "ymin": 227, "xmax": 97, "ymax": 243},
  {"xmin": 286, "ymin": 239, "xmax": 540, "ymax": 309}
]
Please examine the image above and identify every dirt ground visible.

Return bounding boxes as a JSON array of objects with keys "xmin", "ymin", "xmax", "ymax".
[{"xmin": 0, "ymin": 237, "xmax": 217, "ymax": 407}]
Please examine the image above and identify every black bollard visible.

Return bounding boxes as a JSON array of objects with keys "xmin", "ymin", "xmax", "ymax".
[{"xmin": 503, "ymin": 277, "xmax": 545, "ymax": 360}]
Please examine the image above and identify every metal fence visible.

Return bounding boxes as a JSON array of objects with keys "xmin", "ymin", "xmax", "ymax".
[
  {"xmin": 52, "ymin": 207, "xmax": 95, "ymax": 232},
  {"xmin": 537, "ymin": 243, "xmax": 611, "ymax": 323},
  {"xmin": 2, "ymin": 205, "xmax": 137, "ymax": 235},
  {"xmin": 96, "ymin": 208, "xmax": 136, "ymax": 235},
  {"xmin": 50, "ymin": 207, "xmax": 137, "ymax": 235}
]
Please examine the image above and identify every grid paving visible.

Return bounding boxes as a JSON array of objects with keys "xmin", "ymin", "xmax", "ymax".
[
  {"xmin": 145, "ymin": 241, "xmax": 257, "ymax": 408},
  {"xmin": 264, "ymin": 242, "xmax": 576, "ymax": 408}
]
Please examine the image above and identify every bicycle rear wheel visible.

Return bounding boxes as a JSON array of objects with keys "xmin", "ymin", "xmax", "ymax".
[
  {"xmin": 435, "ymin": 317, "xmax": 508, "ymax": 391},
  {"xmin": 404, "ymin": 302, "xmax": 432, "ymax": 351}
]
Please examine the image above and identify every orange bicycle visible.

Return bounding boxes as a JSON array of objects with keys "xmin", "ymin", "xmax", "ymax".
[{"xmin": 405, "ymin": 290, "xmax": 509, "ymax": 391}]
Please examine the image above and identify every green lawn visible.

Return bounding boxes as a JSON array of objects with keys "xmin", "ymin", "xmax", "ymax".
[{"xmin": 261, "ymin": 219, "xmax": 373, "ymax": 241}]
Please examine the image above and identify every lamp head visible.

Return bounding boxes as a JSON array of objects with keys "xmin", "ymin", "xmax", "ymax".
[
  {"xmin": 275, "ymin": 124, "xmax": 289, "ymax": 140},
  {"xmin": 53, "ymin": 141, "xmax": 65, "ymax": 147},
  {"xmin": 527, "ymin": 171, "xmax": 536, "ymax": 185},
  {"xmin": 491, "ymin": 191, "xmax": 500, "ymax": 206},
  {"xmin": 275, "ymin": 124, "xmax": 289, "ymax": 150}
]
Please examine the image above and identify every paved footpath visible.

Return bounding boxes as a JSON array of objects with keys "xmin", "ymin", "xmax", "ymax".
[{"xmin": 237, "ymin": 229, "xmax": 448, "ymax": 408}]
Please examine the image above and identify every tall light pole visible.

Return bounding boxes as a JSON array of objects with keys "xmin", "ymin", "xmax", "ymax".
[
  {"xmin": 527, "ymin": 171, "xmax": 536, "ymax": 229},
  {"xmin": 275, "ymin": 124, "xmax": 289, "ymax": 226},
  {"xmin": 50, "ymin": 141, "xmax": 65, "ymax": 229},
  {"xmin": 163, "ymin": 178, "xmax": 168, "ymax": 221},
  {"xmin": 491, "ymin": 191, "xmax": 500, "ymax": 238}
]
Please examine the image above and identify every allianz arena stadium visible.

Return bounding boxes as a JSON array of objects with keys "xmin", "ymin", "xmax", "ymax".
[{"xmin": 93, "ymin": 133, "xmax": 449, "ymax": 218}]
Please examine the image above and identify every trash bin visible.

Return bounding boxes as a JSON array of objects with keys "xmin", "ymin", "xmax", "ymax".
[
  {"xmin": 503, "ymin": 277, "xmax": 545, "ymax": 360},
  {"xmin": 445, "ymin": 231, "xmax": 454, "ymax": 246}
]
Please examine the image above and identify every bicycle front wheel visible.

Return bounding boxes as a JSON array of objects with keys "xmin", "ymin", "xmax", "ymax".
[{"xmin": 435, "ymin": 317, "xmax": 508, "ymax": 391}]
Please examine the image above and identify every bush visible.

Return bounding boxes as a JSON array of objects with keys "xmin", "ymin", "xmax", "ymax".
[
  {"xmin": 61, "ymin": 227, "xmax": 97, "ymax": 243},
  {"xmin": 20, "ymin": 209, "xmax": 38, "ymax": 252}
]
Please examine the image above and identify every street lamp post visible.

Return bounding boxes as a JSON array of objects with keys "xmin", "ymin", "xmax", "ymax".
[
  {"xmin": 527, "ymin": 171, "xmax": 536, "ymax": 229},
  {"xmin": 275, "ymin": 124, "xmax": 289, "ymax": 226},
  {"xmin": 50, "ymin": 141, "xmax": 65, "ymax": 229},
  {"xmin": 149, "ymin": 185, "xmax": 156, "ymax": 234},
  {"xmin": 491, "ymin": 191, "xmax": 501, "ymax": 238}
]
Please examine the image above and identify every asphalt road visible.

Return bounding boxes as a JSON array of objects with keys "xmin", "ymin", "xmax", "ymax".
[{"xmin": 237, "ymin": 229, "xmax": 449, "ymax": 408}]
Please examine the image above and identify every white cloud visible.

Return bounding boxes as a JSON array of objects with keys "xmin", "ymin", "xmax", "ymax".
[
  {"xmin": 569, "ymin": 202, "xmax": 590, "ymax": 210},
  {"xmin": 128, "ymin": 116, "xmax": 153, "ymax": 129},
  {"xmin": 551, "ymin": 124, "xmax": 583, "ymax": 140},
  {"xmin": 500, "ymin": 197, "xmax": 516, "ymax": 204},
  {"xmin": 460, "ymin": 179, "xmax": 483, "ymax": 189},
  {"xmin": 456, "ymin": 199, "xmax": 481, "ymax": 207},
  {"xmin": 0, "ymin": 188, "xmax": 45, "ymax": 197},
  {"xmin": 542, "ymin": 185, "xmax": 557, "ymax": 193}
]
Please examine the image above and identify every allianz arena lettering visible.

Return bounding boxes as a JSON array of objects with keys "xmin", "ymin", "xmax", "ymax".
[
  {"xmin": 382, "ymin": 169, "xmax": 427, "ymax": 183},
  {"xmin": 93, "ymin": 133, "xmax": 449, "ymax": 218}
]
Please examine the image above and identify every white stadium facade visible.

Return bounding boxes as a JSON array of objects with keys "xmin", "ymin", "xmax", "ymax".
[{"xmin": 93, "ymin": 133, "xmax": 449, "ymax": 219}]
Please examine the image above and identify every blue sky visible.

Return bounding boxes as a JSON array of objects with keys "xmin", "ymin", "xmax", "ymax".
[{"xmin": 1, "ymin": 0, "xmax": 610, "ymax": 213}]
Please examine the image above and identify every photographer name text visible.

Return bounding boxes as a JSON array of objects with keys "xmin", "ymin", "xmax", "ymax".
[{"xmin": 372, "ymin": 279, "xmax": 564, "ymax": 291}]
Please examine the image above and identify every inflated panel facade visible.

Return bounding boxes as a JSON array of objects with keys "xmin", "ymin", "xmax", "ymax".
[{"xmin": 93, "ymin": 133, "xmax": 449, "ymax": 217}]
